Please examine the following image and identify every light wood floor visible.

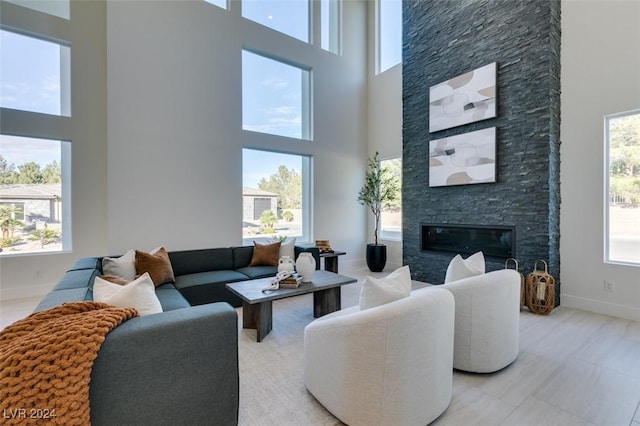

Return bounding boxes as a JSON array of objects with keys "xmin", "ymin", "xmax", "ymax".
[{"xmin": 2, "ymin": 265, "xmax": 640, "ymax": 426}]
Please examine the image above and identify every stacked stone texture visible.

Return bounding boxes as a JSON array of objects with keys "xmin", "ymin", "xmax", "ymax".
[{"xmin": 402, "ymin": 0, "xmax": 561, "ymax": 304}]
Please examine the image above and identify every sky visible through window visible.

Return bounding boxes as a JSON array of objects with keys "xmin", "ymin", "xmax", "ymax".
[
  {"xmin": 379, "ymin": 0, "xmax": 402, "ymax": 73},
  {"xmin": 242, "ymin": 50, "xmax": 307, "ymax": 140},
  {"xmin": 1, "ymin": 29, "xmax": 63, "ymax": 172},
  {"xmin": 242, "ymin": 0, "xmax": 309, "ymax": 43}
]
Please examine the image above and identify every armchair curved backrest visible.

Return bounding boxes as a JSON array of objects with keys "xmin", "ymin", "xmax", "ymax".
[
  {"xmin": 304, "ymin": 286, "xmax": 454, "ymax": 426},
  {"xmin": 443, "ymin": 268, "xmax": 520, "ymax": 373}
]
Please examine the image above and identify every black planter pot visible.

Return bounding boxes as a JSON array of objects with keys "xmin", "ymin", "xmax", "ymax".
[{"xmin": 366, "ymin": 243, "xmax": 387, "ymax": 272}]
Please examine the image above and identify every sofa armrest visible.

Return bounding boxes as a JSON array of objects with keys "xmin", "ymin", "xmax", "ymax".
[
  {"xmin": 89, "ymin": 303, "xmax": 239, "ymax": 426},
  {"xmin": 295, "ymin": 245, "xmax": 321, "ymax": 270}
]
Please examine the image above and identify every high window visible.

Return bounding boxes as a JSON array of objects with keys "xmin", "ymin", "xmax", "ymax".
[
  {"xmin": 242, "ymin": 0, "xmax": 309, "ymax": 43},
  {"xmin": 605, "ymin": 110, "xmax": 640, "ymax": 265},
  {"xmin": 0, "ymin": 29, "xmax": 71, "ymax": 116},
  {"xmin": 242, "ymin": 148, "xmax": 311, "ymax": 244},
  {"xmin": 242, "ymin": 50, "xmax": 311, "ymax": 140},
  {"xmin": 376, "ymin": 0, "xmax": 402, "ymax": 74},
  {"xmin": 321, "ymin": 0, "xmax": 341, "ymax": 54},
  {"xmin": 380, "ymin": 157, "xmax": 402, "ymax": 240}
]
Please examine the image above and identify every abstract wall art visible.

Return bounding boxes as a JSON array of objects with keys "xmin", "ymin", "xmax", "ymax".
[
  {"xmin": 429, "ymin": 62, "xmax": 497, "ymax": 133},
  {"xmin": 429, "ymin": 127, "xmax": 497, "ymax": 187}
]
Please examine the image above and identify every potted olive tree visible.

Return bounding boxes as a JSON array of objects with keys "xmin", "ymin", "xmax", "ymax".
[{"xmin": 357, "ymin": 152, "xmax": 400, "ymax": 272}]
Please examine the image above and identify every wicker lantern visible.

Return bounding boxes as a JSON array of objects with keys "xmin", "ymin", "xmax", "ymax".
[{"xmin": 525, "ymin": 260, "xmax": 555, "ymax": 315}]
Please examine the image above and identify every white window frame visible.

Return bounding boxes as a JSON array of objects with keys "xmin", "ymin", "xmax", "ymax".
[
  {"xmin": 376, "ymin": 0, "xmax": 402, "ymax": 75},
  {"xmin": 604, "ymin": 109, "xmax": 640, "ymax": 266},
  {"xmin": 242, "ymin": 148, "xmax": 313, "ymax": 245}
]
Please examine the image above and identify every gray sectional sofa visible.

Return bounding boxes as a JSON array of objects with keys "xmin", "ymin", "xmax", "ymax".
[{"xmin": 34, "ymin": 244, "xmax": 320, "ymax": 426}]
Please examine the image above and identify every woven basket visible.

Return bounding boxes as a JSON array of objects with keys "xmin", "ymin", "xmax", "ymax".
[
  {"xmin": 505, "ymin": 258, "xmax": 525, "ymax": 311},
  {"xmin": 525, "ymin": 260, "xmax": 555, "ymax": 315}
]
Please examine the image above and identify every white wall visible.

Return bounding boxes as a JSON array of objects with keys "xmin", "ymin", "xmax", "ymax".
[
  {"xmin": 364, "ymin": 1, "xmax": 403, "ymax": 271},
  {"xmin": 0, "ymin": 1, "xmax": 108, "ymax": 300},
  {"xmin": 106, "ymin": 1, "xmax": 368, "ymax": 257},
  {"xmin": 560, "ymin": 0, "xmax": 640, "ymax": 320}
]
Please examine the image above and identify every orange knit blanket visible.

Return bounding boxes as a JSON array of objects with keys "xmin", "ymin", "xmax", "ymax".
[{"xmin": 0, "ymin": 302, "xmax": 138, "ymax": 425}]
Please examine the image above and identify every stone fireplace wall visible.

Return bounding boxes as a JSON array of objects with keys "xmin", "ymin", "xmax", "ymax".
[{"xmin": 402, "ymin": 0, "xmax": 561, "ymax": 303}]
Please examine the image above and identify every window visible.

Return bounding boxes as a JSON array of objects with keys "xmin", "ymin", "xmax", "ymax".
[
  {"xmin": 376, "ymin": 0, "xmax": 402, "ymax": 74},
  {"xmin": 321, "ymin": 0, "xmax": 341, "ymax": 54},
  {"xmin": 203, "ymin": 0, "xmax": 227, "ymax": 9},
  {"xmin": 605, "ymin": 109, "xmax": 640, "ymax": 265},
  {"xmin": 242, "ymin": 50, "xmax": 311, "ymax": 140},
  {"xmin": 380, "ymin": 157, "xmax": 402, "ymax": 240},
  {"xmin": 2, "ymin": 0, "xmax": 69, "ymax": 20},
  {"xmin": 242, "ymin": 148, "xmax": 311, "ymax": 244},
  {"xmin": 242, "ymin": 0, "xmax": 309, "ymax": 43},
  {"xmin": 0, "ymin": 29, "xmax": 71, "ymax": 116},
  {"xmin": 0, "ymin": 135, "xmax": 71, "ymax": 256}
]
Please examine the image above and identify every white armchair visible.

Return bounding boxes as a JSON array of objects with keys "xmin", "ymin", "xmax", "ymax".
[
  {"xmin": 303, "ymin": 287, "xmax": 454, "ymax": 426},
  {"xmin": 443, "ymin": 269, "xmax": 520, "ymax": 373}
]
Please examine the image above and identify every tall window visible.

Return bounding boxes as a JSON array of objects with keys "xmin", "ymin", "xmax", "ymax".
[
  {"xmin": 0, "ymin": 29, "xmax": 71, "ymax": 116},
  {"xmin": 242, "ymin": 50, "xmax": 311, "ymax": 140},
  {"xmin": 1, "ymin": 14, "xmax": 72, "ymax": 256},
  {"xmin": 242, "ymin": 148, "xmax": 311, "ymax": 244},
  {"xmin": 321, "ymin": 0, "xmax": 341, "ymax": 54},
  {"xmin": 0, "ymin": 136, "xmax": 71, "ymax": 256},
  {"xmin": 605, "ymin": 110, "xmax": 640, "ymax": 265},
  {"xmin": 376, "ymin": 0, "xmax": 402, "ymax": 74},
  {"xmin": 380, "ymin": 157, "xmax": 402, "ymax": 240},
  {"xmin": 242, "ymin": 0, "xmax": 309, "ymax": 43}
]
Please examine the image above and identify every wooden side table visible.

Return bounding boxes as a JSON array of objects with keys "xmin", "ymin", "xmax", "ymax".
[{"xmin": 319, "ymin": 251, "xmax": 346, "ymax": 273}]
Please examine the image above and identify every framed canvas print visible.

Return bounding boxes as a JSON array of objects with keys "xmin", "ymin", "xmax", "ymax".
[
  {"xmin": 429, "ymin": 62, "xmax": 497, "ymax": 133},
  {"xmin": 429, "ymin": 127, "xmax": 497, "ymax": 187}
]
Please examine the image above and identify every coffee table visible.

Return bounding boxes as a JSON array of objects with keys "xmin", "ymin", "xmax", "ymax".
[{"xmin": 225, "ymin": 270, "xmax": 357, "ymax": 342}]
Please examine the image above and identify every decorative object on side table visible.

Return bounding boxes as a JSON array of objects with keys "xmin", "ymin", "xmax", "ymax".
[
  {"xmin": 525, "ymin": 260, "xmax": 555, "ymax": 315},
  {"xmin": 296, "ymin": 252, "xmax": 316, "ymax": 282},
  {"xmin": 505, "ymin": 258, "xmax": 525, "ymax": 311},
  {"xmin": 357, "ymin": 152, "xmax": 400, "ymax": 272}
]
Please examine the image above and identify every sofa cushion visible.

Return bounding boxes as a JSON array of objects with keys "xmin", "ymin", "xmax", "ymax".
[
  {"xmin": 154, "ymin": 283, "xmax": 191, "ymax": 311},
  {"xmin": 94, "ymin": 272, "xmax": 163, "ymax": 316},
  {"xmin": 249, "ymin": 241, "xmax": 281, "ymax": 266},
  {"xmin": 174, "ymin": 270, "xmax": 249, "ymax": 291},
  {"xmin": 235, "ymin": 265, "xmax": 278, "ymax": 280},
  {"xmin": 102, "ymin": 250, "xmax": 137, "ymax": 281},
  {"xmin": 232, "ymin": 246, "xmax": 254, "ymax": 269},
  {"xmin": 135, "ymin": 247, "xmax": 176, "ymax": 286},
  {"xmin": 53, "ymin": 269, "xmax": 101, "ymax": 291},
  {"xmin": 168, "ymin": 248, "xmax": 234, "ymax": 276},
  {"xmin": 34, "ymin": 288, "xmax": 91, "ymax": 312},
  {"xmin": 68, "ymin": 257, "xmax": 101, "ymax": 272}
]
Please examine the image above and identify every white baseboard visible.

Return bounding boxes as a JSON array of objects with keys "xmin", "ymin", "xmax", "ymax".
[{"xmin": 561, "ymin": 293, "xmax": 640, "ymax": 321}]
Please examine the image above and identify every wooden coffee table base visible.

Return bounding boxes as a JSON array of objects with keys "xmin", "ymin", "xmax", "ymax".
[{"xmin": 242, "ymin": 286, "xmax": 342, "ymax": 342}]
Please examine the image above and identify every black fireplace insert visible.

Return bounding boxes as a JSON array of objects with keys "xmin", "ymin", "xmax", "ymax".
[{"xmin": 421, "ymin": 224, "xmax": 515, "ymax": 259}]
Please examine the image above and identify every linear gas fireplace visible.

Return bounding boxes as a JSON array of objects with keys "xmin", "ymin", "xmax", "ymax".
[{"xmin": 421, "ymin": 224, "xmax": 515, "ymax": 260}]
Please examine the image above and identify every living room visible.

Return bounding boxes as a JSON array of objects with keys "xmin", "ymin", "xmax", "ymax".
[{"xmin": 1, "ymin": 0, "xmax": 639, "ymax": 425}]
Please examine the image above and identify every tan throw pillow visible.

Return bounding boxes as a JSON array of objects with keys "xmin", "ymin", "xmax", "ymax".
[
  {"xmin": 249, "ymin": 241, "xmax": 281, "ymax": 266},
  {"xmin": 99, "ymin": 275, "xmax": 130, "ymax": 285},
  {"xmin": 135, "ymin": 246, "xmax": 175, "ymax": 286}
]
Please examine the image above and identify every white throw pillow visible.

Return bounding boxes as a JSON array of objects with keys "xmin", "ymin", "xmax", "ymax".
[
  {"xmin": 444, "ymin": 251, "xmax": 485, "ymax": 283},
  {"xmin": 102, "ymin": 249, "xmax": 136, "ymax": 281},
  {"xmin": 279, "ymin": 237, "xmax": 296, "ymax": 259},
  {"xmin": 94, "ymin": 272, "xmax": 163, "ymax": 316},
  {"xmin": 359, "ymin": 265, "xmax": 412, "ymax": 310}
]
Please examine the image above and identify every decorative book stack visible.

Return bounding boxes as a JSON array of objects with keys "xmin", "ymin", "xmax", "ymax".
[
  {"xmin": 315, "ymin": 240, "xmax": 334, "ymax": 253},
  {"xmin": 279, "ymin": 273, "xmax": 303, "ymax": 288}
]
